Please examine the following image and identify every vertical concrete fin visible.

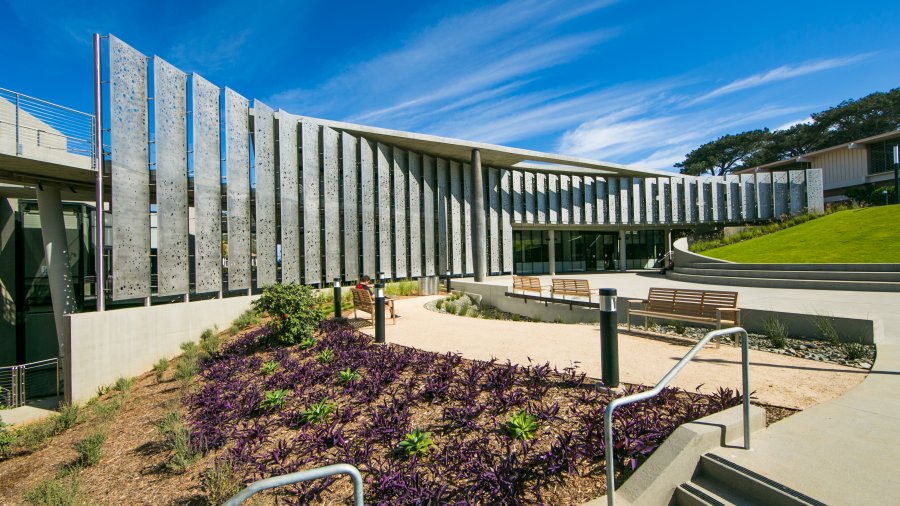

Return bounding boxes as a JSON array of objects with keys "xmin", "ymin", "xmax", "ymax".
[
  {"xmin": 436, "ymin": 158, "xmax": 449, "ymax": 273},
  {"xmin": 408, "ymin": 151, "xmax": 422, "ymax": 277},
  {"xmin": 572, "ymin": 175, "xmax": 583, "ymax": 224},
  {"xmin": 192, "ymin": 74, "xmax": 222, "ymax": 293},
  {"xmin": 463, "ymin": 162, "xmax": 473, "ymax": 274},
  {"xmin": 756, "ymin": 172, "xmax": 773, "ymax": 220},
  {"xmin": 302, "ymin": 122, "xmax": 321, "ymax": 284},
  {"xmin": 595, "ymin": 177, "xmax": 607, "ymax": 224},
  {"xmin": 376, "ymin": 143, "xmax": 392, "ymax": 277},
  {"xmin": 360, "ymin": 138, "xmax": 377, "ymax": 276},
  {"xmin": 277, "ymin": 111, "xmax": 300, "ymax": 284},
  {"xmin": 500, "ymin": 169, "xmax": 513, "ymax": 272},
  {"xmin": 789, "ymin": 170, "xmax": 806, "ymax": 216},
  {"xmin": 322, "ymin": 126, "xmax": 341, "ymax": 282},
  {"xmin": 584, "ymin": 176, "xmax": 594, "ymax": 224},
  {"xmin": 806, "ymin": 168, "xmax": 824, "ymax": 213},
  {"xmin": 253, "ymin": 100, "xmax": 276, "ymax": 287},
  {"xmin": 488, "ymin": 167, "xmax": 500, "ymax": 274},
  {"xmin": 423, "ymin": 155, "xmax": 436, "ymax": 275},
  {"xmin": 560, "ymin": 174, "xmax": 570, "ymax": 223},
  {"xmin": 536, "ymin": 172, "xmax": 547, "ymax": 223},
  {"xmin": 449, "ymin": 161, "xmax": 463, "ymax": 274},
  {"xmin": 224, "ymin": 88, "xmax": 251, "ymax": 291},
  {"xmin": 524, "ymin": 171, "xmax": 536, "ymax": 224},
  {"xmin": 341, "ymin": 132, "xmax": 359, "ymax": 280},
  {"xmin": 548, "ymin": 173, "xmax": 559, "ymax": 224},
  {"xmin": 741, "ymin": 174, "xmax": 757, "ymax": 221}
]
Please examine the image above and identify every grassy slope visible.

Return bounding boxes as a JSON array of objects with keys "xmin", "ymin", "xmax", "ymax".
[{"xmin": 701, "ymin": 205, "xmax": 900, "ymax": 263}]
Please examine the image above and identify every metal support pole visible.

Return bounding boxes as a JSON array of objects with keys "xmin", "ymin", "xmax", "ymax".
[
  {"xmin": 618, "ymin": 229, "xmax": 626, "ymax": 272},
  {"xmin": 374, "ymin": 283, "xmax": 385, "ymax": 344},
  {"xmin": 547, "ymin": 229, "xmax": 556, "ymax": 275},
  {"xmin": 893, "ymin": 144, "xmax": 899, "ymax": 205},
  {"xmin": 599, "ymin": 288, "xmax": 619, "ymax": 388},
  {"xmin": 470, "ymin": 149, "xmax": 487, "ymax": 282},
  {"xmin": 93, "ymin": 33, "xmax": 105, "ymax": 312},
  {"xmin": 445, "ymin": 269, "xmax": 451, "ymax": 293},
  {"xmin": 333, "ymin": 278, "xmax": 342, "ymax": 320}
]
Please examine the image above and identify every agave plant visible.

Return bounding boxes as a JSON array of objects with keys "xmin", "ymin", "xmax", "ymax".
[
  {"xmin": 398, "ymin": 428, "xmax": 434, "ymax": 456},
  {"xmin": 504, "ymin": 410, "xmax": 538, "ymax": 440}
]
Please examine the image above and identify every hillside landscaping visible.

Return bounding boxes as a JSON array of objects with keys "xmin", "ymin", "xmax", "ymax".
[{"xmin": 697, "ymin": 205, "xmax": 900, "ymax": 263}]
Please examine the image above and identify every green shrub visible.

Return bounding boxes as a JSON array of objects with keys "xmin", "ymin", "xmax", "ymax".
[
  {"xmin": 112, "ymin": 376, "xmax": 134, "ymax": 393},
  {"xmin": 154, "ymin": 358, "xmax": 170, "ymax": 382},
  {"xmin": 530, "ymin": 316, "xmax": 542, "ymax": 323},
  {"xmin": 842, "ymin": 337, "xmax": 868, "ymax": 361},
  {"xmin": 337, "ymin": 368, "xmax": 360, "ymax": 386},
  {"xmin": 155, "ymin": 411, "xmax": 198, "ymax": 473},
  {"xmin": 445, "ymin": 304, "xmax": 457, "ymax": 315},
  {"xmin": 398, "ymin": 428, "xmax": 434, "ymax": 456},
  {"xmin": 812, "ymin": 315, "xmax": 841, "ymax": 345},
  {"xmin": 17, "ymin": 419, "xmax": 54, "ymax": 452},
  {"xmin": 23, "ymin": 475, "xmax": 82, "ymax": 506},
  {"xmin": 200, "ymin": 329, "xmax": 221, "ymax": 357},
  {"xmin": 174, "ymin": 355, "xmax": 199, "ymax": 385},
  {"xmin": 300, "ymin": 399, "xmax": 334, "ymax": 425},
  {"xmin": 259, "ymin": 361, "xmax": 278, "ymax": 376},
  {"xmin": 91, "ymin": 393, "xmax": 125, "ymax": 422},
  {"xmin": 0, "ymin": 422, "xmax": 17, "ymax": 459},
  {"xmin": 672, "ymin": 320, "xmax": 687, "ymax": 335},
  {"xmin": 384, "ymin": 279, "xmax": 419, "ymax": 296},
  {"xmin": 763, "ymin": 315, "xmax": 789, "ymax": 349},
  {"xmin": 260, "ymin": 389, "xmax": 290, "ymax": 411},
  {"xmin": 504, "ymin": 410, "xmax": 538, "ymax": 440},
  {"xmin": 298, "ymin": 335, "xmax": 316, "ymax": 350},
  {"xmin": 511, "ymin": 313, "xmax": 521, "ymax": 322},
  {"xmin": 317, "ymin": 348, "xmax": 334, "ymax": 364},
  {"xmin": 202, "ymin": 459, "xmax": 242, "ymax": 505},
  {"xmin": 73, "ymin": 431, "xmax": 107, "ymax": 467},
  {"xmin": 435, "ymin": 298, "xmax": 444, "ymax": 310},
  {"xmin": 200, "ymin": 327, "xmax": 216, "ymax": 341},
  {"xmin": 54, "ymin": 403, "xmax": 82, "ymax": 433},
  {"xmin": 253, "ymin": 284, "xmax": 327, "ymax": 345},
  {"xmin": 229, "ymin": 308, "xmax": 261, "ymax": 335}
]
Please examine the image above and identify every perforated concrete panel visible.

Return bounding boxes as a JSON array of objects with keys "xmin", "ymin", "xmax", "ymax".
[
  {"xmin": 699, "ymin": 178, "xmax": 711, "ymax": 223},
  {"xmin": 595, "ymin": 177, "xmax": 607, "ymax": 224},
  {"xmin": 584, "ymin": 176, "xmax": 594, "ymax": 224},
  {"xmin": 360, "ymin": 139, "xmax": 376, "ymax": 276},
  {"xmin": 423, "ymin": 155, "xmax": 436, "ymax": 276},
  {"xmin": 253, "ymin": 101, "xmax": 276, "ymax": 287},
  {"xmin": 393, "ymin": 150, "xmax": 409, "ymax": 278},
  {"xmin": 191, "ymin": 74, "xmax": 222, "ymax": 293},
  {"xmin": 756, "ymin": 172, "xmax": 772, "ymax": 220},
  {"xmin": 658, "ymin": 177, "xmax": 670, "ymax": 224},
  {"xmin": 643, "ymin": 178, "xmax": 656, "ymax": 224},
  {"xmin": 773, "ymin": 171, "xmax": 788, "ymax": 218},
  {"xmin": 377, "ymin": 143, "xmax": 392, "ymax": 276},
  {"xmin": 684, "ymin": 179, "xmax": 696, "ymax": 224},
  {"xmin": 789, "ymin": 170, "xmax": 806, "ymax": 215},
  {"xmin": 302, "ymin": 122, "xmax": 322, "ymax": 284},
  {"xmin": 536, "ymin": 172, "xmax": 547, "ymax": 223},
  {"xmin": 524, "ymin": 171, "xmax": 536, "ymax": 224},
  {"xmin": 670, "ymin": 178, "xmax": 682, "ymax": 224},
  {"xmin": 572, "ymin": 175, "xmax": 583, "ymax": 224},
  {"xmin": 711, "ymin": 178, "xmax": 725, "ymax": 222},
  {"xmin": 632, "ymin": 178, "xmax": 643, "ymax": 224},
  {"xmin": 322, "ymin": 126, "xmax": 341, "ymax": 282},
  {"xmin": 437, "ymin": 158, "xmax": 449, "ymax": 273},
  {"xmin": 726, "ymin": 175, "xmax": 740, "ymax": 222},
  {"xmin": 450, "ymin": 161, "xmax": 463, "ymax": 274},
  {"xmin": 741, "ymin": 174, "xmax": 756, "ymax": 221},
  {"xmin": 548, "ymin": 174, "xmax": 559, "ymax": 223},
  {"xmin": 560, "ymin": 175, "xmax": 570, "ymax": 223},
  {"xmin": 341, "ymin": 132, "xmax": 359, "ymax": 279},
  {"xmin": 153, "ymin": 57, "xmax": 188, "ymax": 296},
  {"xmin": 408, "ymin": 152, "xmax": 422, "ymax": 277},
  {"xmin": 109, "ymin": 36, "xmax": 150, "ymax": 300},
  {"xmin": 463, "ymin": 163, "xmax": 473, "ymax": 273},
  {"xmin": 489, "ymin": 168, "xmax": 500, "ymax": 273},
  {"xmin": 619, "ymin": 178, "xmax": 630, "ymax": 224},
  {"xmin": 607, "ymin": 177, "xmax": 618, "ymax": 225},
  {"xmin": 225, "ymin": 88, "xmax": 251, "ymax": 291},
  {"xmin": 278, "ymin": 112, "xmax": 300, "ymax": 284},
  {"xmin": 500, "ymin": 169, "xmax": 513, "ymax": 272},
  {"xmin": 806, "ymin": 169, "xmax": 824, "ymax": 213},
  {"xmin": 512, "ymin": 170, "xmax": 523, "ymax": 223}
]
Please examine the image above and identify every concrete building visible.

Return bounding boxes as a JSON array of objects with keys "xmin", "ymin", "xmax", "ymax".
[
  {"xmin": 0, "ymin": 35, "xmax": 824, "ymax": 403},
  {"xmin": 739, "ymin": 129, "xmax": 900, "ymax": 204}
]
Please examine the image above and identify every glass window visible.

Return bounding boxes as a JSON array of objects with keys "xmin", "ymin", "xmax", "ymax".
[{"xmin": 868, "ymin": 140, "xmax": 900, "ymax": 175}]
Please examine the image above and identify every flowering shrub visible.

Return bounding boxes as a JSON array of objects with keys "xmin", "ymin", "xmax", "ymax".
[
  {"xmin": 252, "ymin": 283, "xmax": 327, "ymax": 345},
  {"xmin": 186, "ymin": 319, "xmax": 742, "ymax": 504}
]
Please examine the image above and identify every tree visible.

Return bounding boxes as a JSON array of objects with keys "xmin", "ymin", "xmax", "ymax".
[
  {"xmin": 812, "ymin": 88, "xmax": 900, "ymax": 146},
  {"xmin": 675, "ymin": 129, "xmax": 770, "ymax": 176}
]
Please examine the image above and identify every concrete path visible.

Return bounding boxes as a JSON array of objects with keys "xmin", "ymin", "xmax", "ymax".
[{"xmin": 363, "ymin": 274, "xmax": 900, "ymax": 505}]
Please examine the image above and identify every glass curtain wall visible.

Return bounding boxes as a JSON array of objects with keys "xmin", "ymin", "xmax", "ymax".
[{"xmin": 513, "ymin": 229, "xmax": 666, "ymax": 274}]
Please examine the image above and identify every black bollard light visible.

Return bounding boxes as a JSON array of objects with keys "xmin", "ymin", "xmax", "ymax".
[
  {"xmin": 599, "ymin": 288, "xmax": 619, "ymax": 388},
  {"xmin": 374, "ymin": 282, "xmax": 386, "ymax": 344},
  {"xmin": 333, "ymin": 278, "xmax": 342, "ymax": 320},
  {"xmin": 445, "ymin": 269, "xmax": 452, "ymax": 293}
]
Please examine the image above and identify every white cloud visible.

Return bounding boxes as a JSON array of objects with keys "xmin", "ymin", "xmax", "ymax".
[
  {"xmin": 685, "ymin": 54, "xmax": 873, "ymax": 106},
  {"xmin": 775, "ymin": 116, "xmax": 812, "ymax": 131}
]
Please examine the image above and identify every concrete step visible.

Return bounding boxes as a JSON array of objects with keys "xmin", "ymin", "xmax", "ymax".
[
  {"xmin": 674, "ymin": 481, "xmax": 736, "ymax": 506},
  {"xmin": 694, "ymin": 454, "xmax": 825, "ymax": 506},
  {"xmin": 688, "ymin": 262, "xmax": 900, "ymax": 273},
  {"xmin": 666, "ymin": 271, "xmax": 900, "ymax": 292},
  {"xmin": 676, "ymin": 266, "xmax": 900, "ymax": 282}
]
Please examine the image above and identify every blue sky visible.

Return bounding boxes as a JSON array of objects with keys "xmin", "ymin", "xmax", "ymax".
[{"xmin": 1, "ymin": 0, "xmax": 898, "ymax": 172}]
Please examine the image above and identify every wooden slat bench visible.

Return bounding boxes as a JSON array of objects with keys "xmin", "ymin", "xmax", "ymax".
[
  {"xmin": 512, "ymin": 276, "xmax": 545, "ymax": 296},
  {"xmin": 551, "ymin": 278, "xmax": 592, "ymax": 300},
  {"xmin": 351, "ymin": 288, "xmax": 395, "ymax": 326},
  {"xmin": 626, "ymin": 288, "xmax": 741, "ymax": 347}
]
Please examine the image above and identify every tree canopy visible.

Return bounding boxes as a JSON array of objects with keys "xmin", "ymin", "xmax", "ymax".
[{"xmin": 677, "ymin": 88, "xmax": 900, "ymax": 176}]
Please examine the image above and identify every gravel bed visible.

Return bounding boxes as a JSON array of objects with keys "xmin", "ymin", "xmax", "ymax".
[{"xmin": 630, "ymin": 323, "xmax": 875, "ymax": 370}]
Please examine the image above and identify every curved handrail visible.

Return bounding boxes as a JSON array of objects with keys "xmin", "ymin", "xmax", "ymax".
[
  {"xmin": 223, "ymin": 463, "xmax": 364, "ymax": 506},
  {"xmin": 604, "ymin": 327, "xmax": 750, "ymax": 506}
]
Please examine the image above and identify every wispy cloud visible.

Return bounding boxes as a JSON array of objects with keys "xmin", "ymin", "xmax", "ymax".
[
  {"xmin": 685, "ymin": 54, "xmax": 873, "ymax": 106},
  {"xmin": 774, "ymin": 116, "xmax": 812, "ymax": 131}
]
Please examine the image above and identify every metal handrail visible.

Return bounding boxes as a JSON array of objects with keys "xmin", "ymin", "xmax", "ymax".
[
  {"xmin": 604, "ymin": 327, "xmax": 750, "ymax": 506},
  {"xmin": 0, "ymin": 357, "xmax": 61, "ymax": 408},
  {"xmin": 223, "ymin": 463, "xmax": 364, "ymax": 506}
]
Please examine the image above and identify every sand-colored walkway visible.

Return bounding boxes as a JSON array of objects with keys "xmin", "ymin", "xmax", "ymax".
[{"xmin": 358, "ymin": 295, "xmax": 864, "ymax": 410}]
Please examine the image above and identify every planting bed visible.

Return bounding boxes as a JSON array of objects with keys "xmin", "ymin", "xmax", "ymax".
[{"xmin": 188, "ymin": 320, "xmax": 743, "ymax": 505}]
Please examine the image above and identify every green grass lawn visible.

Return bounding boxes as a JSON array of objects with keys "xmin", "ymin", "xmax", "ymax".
[{"xmin": 700, "ymin": 205, "xmax": 900, "ymax": 263}]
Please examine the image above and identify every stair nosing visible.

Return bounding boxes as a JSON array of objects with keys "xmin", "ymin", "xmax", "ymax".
[
  {"xmin": 678, "ymin": 482, "xmax": 729, "ymax": 506},
  {"xmin": 703, "ymin": 453, "xmax": 827, "ymax": 506}
]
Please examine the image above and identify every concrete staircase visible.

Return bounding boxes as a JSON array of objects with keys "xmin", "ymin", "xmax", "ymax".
[
  {"xmin": 673, "ymin": 453, "xmax": 826, "ymax": 506},
  {"xmin": 668, "ymin": 262, "xmax": 900, "ymax": 292}
]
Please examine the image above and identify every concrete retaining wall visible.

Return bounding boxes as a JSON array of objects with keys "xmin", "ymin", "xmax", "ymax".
[
  {"xmin": 64, "ymin": 295, "xmax": 254, "ymax": 402},
  {"xmin": 453, "ymin": 280, "xmax": 879, "ymax": 344}
]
